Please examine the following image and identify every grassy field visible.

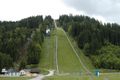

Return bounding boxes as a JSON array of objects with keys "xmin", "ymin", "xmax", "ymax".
[
  {"xmin": 56, "ymin": 28, "xmax": 86, "ymax": 73},
  {"xmin": 44, "ymin": 73, "xmax": 120, "ymax": 80},
  {"xmin": 0, "ymin": 77, "xmax": 31, "ymax": 80},
  {"xmin": 67, "ymin": 34, "xmax": 95, "ymax": 72}
]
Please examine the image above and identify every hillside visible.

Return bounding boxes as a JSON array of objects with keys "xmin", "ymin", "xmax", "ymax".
[{"xmin": 0, "ymin": 15, "xmax": 120, "ymax": 80}]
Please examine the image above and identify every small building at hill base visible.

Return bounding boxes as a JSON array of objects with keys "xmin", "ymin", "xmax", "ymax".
[
  {"xmin": 3, "ymin": 68, "xmax": 20, "ymax": 76},
  {"xmin": 1, "ymin": 68, "xmax": 40, "ymax": 77}
]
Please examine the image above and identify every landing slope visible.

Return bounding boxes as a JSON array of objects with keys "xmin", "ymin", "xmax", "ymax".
[{"xmin": 57, "ymin": 28, "xmax": 85, "ymax": 73}]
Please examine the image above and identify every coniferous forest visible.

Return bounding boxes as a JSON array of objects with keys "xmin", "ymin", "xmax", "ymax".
[
  {"xmin": 0, "ymin": 15, "xmax": 54, "ymax": 72},
  {"xmin": 58, "ymin": 15, "xmax": 120, "ymax": 70}
]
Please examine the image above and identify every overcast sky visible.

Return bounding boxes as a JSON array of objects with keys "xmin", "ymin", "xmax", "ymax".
[
  {"xmin": 63, "ymin": 0, "xmax": 120, "ymax": 23},
  {"xmin": 0, "ymin": 0, "xmax": 119, "ymax": 23},
  {"xmin": 0, "ymin": 0, "xmax": 82, "ymax": 21}
]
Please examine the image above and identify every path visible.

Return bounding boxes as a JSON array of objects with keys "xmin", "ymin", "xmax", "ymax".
[
  {"xmin": 29, "ymin": 70, "xmax": 55, "ymax": 80},
  {"xmin": 55, "ymin": 36, "xmax": 59, "ymax": 74},
  {"xmin": 54, "ymin": 20, "xmax": 60, "ymax": 74}
]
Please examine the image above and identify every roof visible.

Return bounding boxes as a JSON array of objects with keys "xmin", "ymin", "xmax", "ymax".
[
  {"xmin": 30, "ymin": 68, "xmax": 40, "ymax": 73},
  {"xmin": 20, "ymin": 69, "xmax": 31, "ymax": 72}
]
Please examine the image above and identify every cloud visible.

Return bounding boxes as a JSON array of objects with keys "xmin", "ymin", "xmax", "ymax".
[
  {"xmin": 63, "ymin": 0, "xmax": 120, "ymax": 23},
  {"xmin": 0, "ymin": 0, "xmax": 84, "ymax": 21}
]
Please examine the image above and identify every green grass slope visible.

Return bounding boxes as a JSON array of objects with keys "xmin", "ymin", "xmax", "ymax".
[
  {"xmin": 56, "ymin": 28, "xmax": 86, "ymax": 73},
  {"xmin": 39, "ymin": 30, "xmax": 56, "ymax": 73},
  {"xmin": 67, "ymin": 34, "xmax": 95, "ymax": 71}
]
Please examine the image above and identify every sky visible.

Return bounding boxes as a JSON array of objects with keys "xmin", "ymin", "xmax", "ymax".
[
  {"xmin": 63, "ymin": 0, "xmax": 120, "ymax": 23},
  {"xmin": 0, "ymin": 0, "xmax": 119, "ymax": 24},
  {"xmin": 0, "ymin": 0, "xmax": 82, "ymax": 21}
]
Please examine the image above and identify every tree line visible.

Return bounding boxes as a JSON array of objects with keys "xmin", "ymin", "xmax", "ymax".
[{"xmin": 58, "ymin": 15, "xmax": 120, "ymax": 70}]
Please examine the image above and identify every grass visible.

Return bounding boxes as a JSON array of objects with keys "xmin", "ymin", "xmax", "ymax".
[
  {"xmin": 39, "ymin": 27, "xmax": 89, "ymax": 74},
  {"xmin": 56, "ymin": 28, "xmax": 86, "ymax": 73},
  {"xmin": 44, "ymin": 75, "xmax": 90, "ymax": 80},
  {"xmin": 39, "ymin": 29, "xmax": 56, "ymax": 72},
  {"xmin": 0, "ymin": 77, "xmax": 31, "ymax": 80},
  {"xmin": 67, "ymin": 33, "xmax": 95, "ymax": 72},
  {"xmin": 44, "ymin": 73, "xmax": 120, "ymax": 80}
]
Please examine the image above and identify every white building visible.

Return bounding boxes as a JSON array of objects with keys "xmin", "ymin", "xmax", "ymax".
[
  {"xmin": 46, "ymin": 29, "xmax": 50, "ymax": 36},
  {"xmin": 5, "ymin": 69, "xmax": 20, "ymax": 76},
  {"xmin": 2, "ymin": 68, "xmax": 7, "ymax": 73},
  {"xmin": 20, "ymin": 69, "xmax": 31, "ymax": 76}
]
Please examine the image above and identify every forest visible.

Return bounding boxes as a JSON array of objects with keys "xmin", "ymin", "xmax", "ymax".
[
  {"xmin": 0, "ymin": 15, "xmax": 54, "ymax": 72},
  {"xmin": 58, "ymin": 15, "xmax": 120, "ymax": 70}
]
